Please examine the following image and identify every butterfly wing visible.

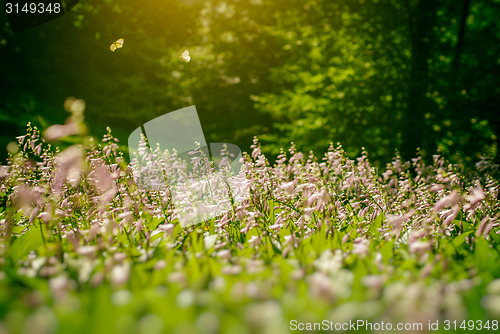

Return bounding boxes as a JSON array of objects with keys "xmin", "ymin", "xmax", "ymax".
[
  {"xmin": 180, "ymin": 50, "xmax": 190, "ymax": 62},
  {"xmin": 116, "ymin": 38, "xmax": 124, "ymax": 48},
  {"xmin": 110, "ymin": 38, "xmax": 124, "ymax": 52}
]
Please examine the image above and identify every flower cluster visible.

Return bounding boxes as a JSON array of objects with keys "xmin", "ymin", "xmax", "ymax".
[{"xmin": 0, "ymin": 124, "xmax": 499, "ymax": 333}]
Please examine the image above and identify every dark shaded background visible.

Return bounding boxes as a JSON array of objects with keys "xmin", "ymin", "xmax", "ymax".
[{"xmin": 1, "ymin": 0, "xmax": 499, "ymax": 166}]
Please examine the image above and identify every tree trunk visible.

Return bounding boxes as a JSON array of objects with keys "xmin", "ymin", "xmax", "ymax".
[
  {"xmin": 452, "ymin": 0, "xmax": 472, "ymax": 73},
  {"xmin": 400, "ymin": 0, "xmax": 439, "ymax": 160}
]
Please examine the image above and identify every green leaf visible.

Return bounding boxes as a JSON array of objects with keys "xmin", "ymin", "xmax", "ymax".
[
  {"xmin": 474, "ymin": 237, "xmax": 497, "ymax": 272},
  {"xmin": 379, "ymin": 240, "xmax": 394, "ymax": 263},
  {"xmin": 9, "ymin": 224, "xmax": 44, "ymax": 264},
  {"xmin": 452, "ymin": 231, "xmax": 472, "ymax": 248},
  {"xmin": 371, "ymin": 213, "xmax": 384, "ymax": 235}
]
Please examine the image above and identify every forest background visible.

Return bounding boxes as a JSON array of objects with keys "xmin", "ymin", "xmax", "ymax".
[{"xmin": 0, "ymin": 0, "xmax": 499, "ymax": 167}]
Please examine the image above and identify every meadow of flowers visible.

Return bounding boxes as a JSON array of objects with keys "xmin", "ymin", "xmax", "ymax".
[{"xmin": 1, "ymin": 117, "xmax": 500, "ymax": 334}]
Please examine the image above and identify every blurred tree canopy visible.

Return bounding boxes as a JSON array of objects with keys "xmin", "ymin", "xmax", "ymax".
[{"xmin": 1, "ymin": 0, "xmax": 499, "ymax": 166}]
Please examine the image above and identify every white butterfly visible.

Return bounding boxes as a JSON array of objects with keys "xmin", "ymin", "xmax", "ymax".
[
  {"xmin": 180, "ymin": 49, "xmax": 191, "ymax": 62},
  {"xmin": 110, "ymin": 38, "xmax": 124, "ymax": 52}
]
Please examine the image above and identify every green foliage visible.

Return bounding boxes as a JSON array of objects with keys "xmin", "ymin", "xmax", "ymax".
[
  {"xmin": 1, "ymin": 0, "xmax": 499, "ymax": 165},
  {"xmin": 8, "ymin": 223, "xmax": 44, "ymax": 264},
  {"xmin": 0, "ymin": 125, "xmax": 499, "ymax": 333}
]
